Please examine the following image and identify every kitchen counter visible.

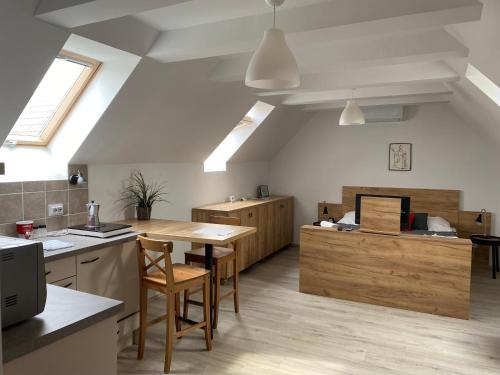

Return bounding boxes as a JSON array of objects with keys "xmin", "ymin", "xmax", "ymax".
[
  {"xmin": 193, "ymin": 195, "xmax": 292, "ymax": 212},
  {"xmin": 42, "ymin": 232, "xmax": 139, "ymax": 261},
  {"xmin": 2, "ymin": 284, "xmax": 123, "ymax": 363}
]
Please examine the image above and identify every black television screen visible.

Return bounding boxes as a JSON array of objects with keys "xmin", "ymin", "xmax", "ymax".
[{"xmin": 355, "ymin": 194, "xmax": 411, "ymax": 229}]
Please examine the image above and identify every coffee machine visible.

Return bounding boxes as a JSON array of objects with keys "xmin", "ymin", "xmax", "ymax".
[
  {"xmin": 86, "ymin": 200, "xmax": 100, "ymax": 228},
  {"xmin": 67, "ymin": 200, "xmax": 133, "ymax": 238}
]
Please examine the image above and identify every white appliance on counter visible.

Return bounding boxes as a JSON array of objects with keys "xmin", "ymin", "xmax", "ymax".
[{"xmin": 0, "ymin": 236, "xmax": 46, "ymax": 328}]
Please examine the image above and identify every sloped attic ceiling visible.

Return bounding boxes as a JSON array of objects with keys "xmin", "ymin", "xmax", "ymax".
[
  {"xmin": 446, "ymin": 0, "xmax": 500, "ymax": 145},
  {"xmin": 0, "ymin": 0, "xmax": 69, "ymax": 144},
  {"xmin": 71, "ymin": 57, "xmax": 311, "ymax": 165},
  {"xmin": 51, "ymin": 0, "xmax": 498, "ymax": 165}
]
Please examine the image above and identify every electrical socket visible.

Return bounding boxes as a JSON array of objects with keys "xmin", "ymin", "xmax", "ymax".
[{"xmin": 47, "ymin": 203, "xmax": 64, "ymax": 217}]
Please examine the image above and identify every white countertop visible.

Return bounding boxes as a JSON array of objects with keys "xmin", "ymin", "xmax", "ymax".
[{"xmin": 41, "ymin": 232, "xmax": 139, "ymax": 261}]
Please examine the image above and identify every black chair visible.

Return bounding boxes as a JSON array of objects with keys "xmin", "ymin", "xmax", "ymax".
[{"xmin": 470, "ymin": 235, "xmax": 500, "ymax": 279}]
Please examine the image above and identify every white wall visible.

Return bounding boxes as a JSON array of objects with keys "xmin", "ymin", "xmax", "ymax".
[
  {"xmin": 88, "ymin": 161, "xmax": 269, "ymax": 261},
  {"xmin": 270, "ymin": 103, "xmax": 500, "ymax": 242}
]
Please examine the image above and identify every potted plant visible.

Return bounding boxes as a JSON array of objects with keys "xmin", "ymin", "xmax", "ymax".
[{"xmin": 119, "ymin": 170, "xmax": 168, "ymax": 220}]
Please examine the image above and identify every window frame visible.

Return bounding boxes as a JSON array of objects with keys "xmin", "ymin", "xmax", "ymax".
[{"xmin": 10, "ymin": 50, "xmax": 101, "ymax": 146}]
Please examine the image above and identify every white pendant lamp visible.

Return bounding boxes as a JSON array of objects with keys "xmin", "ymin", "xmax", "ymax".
[
  {"xmin": 339, "ymin": 90, "xmax": 365, "ymax": 125},
  {"xmin": 245, "ymin": 0, "xmax": 300, "ymax": 89}
]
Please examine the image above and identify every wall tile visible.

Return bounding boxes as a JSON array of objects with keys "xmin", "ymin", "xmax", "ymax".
[
  {"xmin": 69, "ymin": 213, "xmax": 87, "ymax": 227},
  {"xmin": 69, "ymin": 189, "xmax": 89, "ymax": 214},
  {"xmin": 0, "ymin": 195, "xmax": 23, "ymax": 224},
  {"xmin": 0, "ymin": 164, "xmax": 88, "ymax": 235},
  {"xmin": 0, "ymin": 224, "xmax": 17, "ymax": 237},
  {"xmin": 45, "ymin": 180, "xmax": 68, "ymax": 191},
  {"xmin": 23, "ymin": 192, "xmax": 46, "ymax": 220},
  {"xmin": 46, "ymin": 190, "xmax": 68, "ymax": 215},
  {"xmin": 33, "ymin": 218, "xmax": 47, "ymax": 227},
  {"xmin": 0, "ymin": 182, "xmax": 22, "ymax": 195},
  {"xmin": 46, "ymin": 215, "xmax": 68, "ymax": 232},
  {"xmin": 22, "ymin": 181, "xmax": 45, "ymax": 193}
]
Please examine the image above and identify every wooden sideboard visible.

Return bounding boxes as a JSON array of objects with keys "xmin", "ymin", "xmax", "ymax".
[{"xmin": 192, "ymin": 196, "xmax": 293, "ymax": 275}]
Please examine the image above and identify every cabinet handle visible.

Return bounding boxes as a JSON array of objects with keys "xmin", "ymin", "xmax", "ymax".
[
  {"xmin": 45, "ymin": 270, "xmax": 52, "ymax": 276},
  {"xmin": 280, "ymin": 204, "xmax": 284, "ymax": 208},
  {"xmin": 248, "ymin": 212, "xmax": 253, "ymax": 218},
  {"xmin": 62, "ymin": 282, "xmax": 73, "ymax": 288},
  {"xmin": 80, "ymin": 257, "xmax": 100, "ymax": 264}
]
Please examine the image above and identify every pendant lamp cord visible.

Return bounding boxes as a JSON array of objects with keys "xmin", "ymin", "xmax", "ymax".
[{"xmin": 273, "ymin": 3, "xmax": 276, "ymax": 28}]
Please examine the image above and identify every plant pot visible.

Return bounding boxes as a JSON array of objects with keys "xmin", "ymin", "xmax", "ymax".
[{"xmin": 136, "ymin": 206, "xmax": 152, "ymax": 220}]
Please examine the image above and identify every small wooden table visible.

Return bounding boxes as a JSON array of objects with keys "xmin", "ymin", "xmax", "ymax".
[{"xmin": 121, "ymin": 219, "xmax": 257, "ymax": 336}]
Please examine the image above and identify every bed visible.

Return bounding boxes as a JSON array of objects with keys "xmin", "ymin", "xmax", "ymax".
[{"xmin": 302, "ymin": 186, "xmax": 492, "ymax": 319}]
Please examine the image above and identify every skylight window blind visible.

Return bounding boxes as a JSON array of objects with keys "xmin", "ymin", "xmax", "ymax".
[{"xmin": 6, "ymin": 51, "xmax": 100, "ymax": 146}]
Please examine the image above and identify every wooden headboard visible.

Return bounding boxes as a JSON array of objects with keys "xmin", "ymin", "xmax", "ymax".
[
  {"xmin": 342, "ymin": 186, "xmax": 460, "ymax": 227},
  {"xmin": 317, "ymin": 186, "xmax": 492, "ymax": 236}
]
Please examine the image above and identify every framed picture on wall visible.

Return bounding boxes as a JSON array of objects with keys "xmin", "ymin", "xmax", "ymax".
[{"xmin": 389, "ymin": 143, "xmax": 412, "ymax": 171}]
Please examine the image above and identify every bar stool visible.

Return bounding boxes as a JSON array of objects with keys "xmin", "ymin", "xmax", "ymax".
[
  {"xmin": 136, "ymin": 235, "xmax": 212, "ymax": 374},
  {"xmin": 183, "ymin": 215, "xmax": 241, "ymax": 329}
]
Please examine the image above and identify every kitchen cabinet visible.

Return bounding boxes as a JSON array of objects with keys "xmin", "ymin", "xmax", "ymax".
[
  {"xmin": 76, "ymin": 241, "xmax": 139, "ymax": 321},
  {"xmin": 44, "ymin": 256, "xmax": 76, "ymax": 284},
  {"xmin": 192, "ymin": 196, "xmax": 293, "ymax": 277},
  {"xmin": 275, "ymin": 198, "xmax": 293, "ymax": 250},
  {"xmin": 237, "ymin": 207, "xmax": 258, "ymax": 271},
  {"xmin": 52, "ymin": 276, "xmax": 77, "ymax": 290}
]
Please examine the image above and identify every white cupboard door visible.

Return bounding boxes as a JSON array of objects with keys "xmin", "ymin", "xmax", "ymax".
[{"xmin": 76, "ymin": 242, "xmax": 139, "ymax": 320}]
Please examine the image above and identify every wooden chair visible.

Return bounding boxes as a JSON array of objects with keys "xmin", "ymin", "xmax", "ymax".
[
  {"xmin": 183, "ymin": 215, "xmax": 241, "ymax": 329},
  {"xmin": 136, "ymin": 235, "xmax": 212, "ymax": 374}
]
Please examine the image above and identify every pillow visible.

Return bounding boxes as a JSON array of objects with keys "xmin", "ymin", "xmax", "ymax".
[
  {"xmin": 338, "ymin": 211, "xmax": 356, "ymax": 225},
  {"xmin": 428, "ymin": 216, "xmax": 453, "ymax": 232},
  {"xmin": 320, "ymin": 221, "xmax": 338, "ymax": 228},
  {"xmin": 412, "ymin": 213, "xmax": 428, "ymax": 230}
]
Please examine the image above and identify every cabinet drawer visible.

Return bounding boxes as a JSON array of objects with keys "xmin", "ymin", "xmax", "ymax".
[
  {"xmin": 45, "ymin": 256, "xmax": 76, "ymax": 283},
  {"xmin": 51, "ymin": 276, "xmax": 77, "ymax": 290}
]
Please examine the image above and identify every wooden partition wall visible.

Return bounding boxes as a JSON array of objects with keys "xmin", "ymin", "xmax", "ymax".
[
  {"xmin": 300, "ymin": 225, "xmax": 472, "ymax": 319},
  {"xmin": 343, "ymin": 186, "xmax": 460, "ymax": 227}
]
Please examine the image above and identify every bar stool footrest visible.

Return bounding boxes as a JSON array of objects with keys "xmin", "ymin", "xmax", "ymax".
[{"xmin": 187, "ymin": 299, "xmax": 204, "ymax": 307}]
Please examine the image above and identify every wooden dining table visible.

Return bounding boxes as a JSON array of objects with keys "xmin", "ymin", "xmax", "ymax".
[{"xmin": 120, "ymin": 219, "xmax": 257, "ymax": 337}]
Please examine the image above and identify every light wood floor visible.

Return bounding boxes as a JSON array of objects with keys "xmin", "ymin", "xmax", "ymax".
[{"xmin": 118, "ymin": 247, "xmax": 500, "ymax": 375}]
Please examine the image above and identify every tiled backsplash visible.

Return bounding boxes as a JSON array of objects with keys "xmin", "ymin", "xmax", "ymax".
[{"xmin": 0, "ymin": 165, "xmax": 89, "ymax": 236}]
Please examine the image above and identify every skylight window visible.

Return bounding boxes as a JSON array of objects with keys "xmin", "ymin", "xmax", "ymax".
[
  {"xmin": 204, "ymin": 101, "xmax": 274, "ymax": 172},
  {"xmin": 6, "ymin": 51, "xmax": 101, "ymax": 146},
  {"xmin": 465, "ymin": 64, "xmax": 500, "ymax": 106}
]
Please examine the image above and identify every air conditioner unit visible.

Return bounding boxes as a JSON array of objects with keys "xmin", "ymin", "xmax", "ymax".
[{"xmin": 362, "ymin": 105, "xmax": 405, "ymax": 123}]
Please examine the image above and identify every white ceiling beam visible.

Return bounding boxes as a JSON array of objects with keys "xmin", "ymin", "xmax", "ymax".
[
  {"xmin": 71, "ymin": 17, "xmax": 160, "ymax": 57},
  {"xmin": 302, "ymin": 94, "xmax": 453, "ymax": 111},
  {"xmin": 210, "ymin": 30, "xmax": 467, "ymax": 83},
  {"xmin": 35, "ymin": 0, "xmax": 193, "ymax": 28},
  {"xmin": 282, "ymin": 83, "xmax": 453, "ymax": 106},
  {"xmin": 254, "ymin": 61, "xmax": 459, "ymax": 96},
  {"xmin": 148, "ymin": 0, "xmax": 481, "ymax": 62}
]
